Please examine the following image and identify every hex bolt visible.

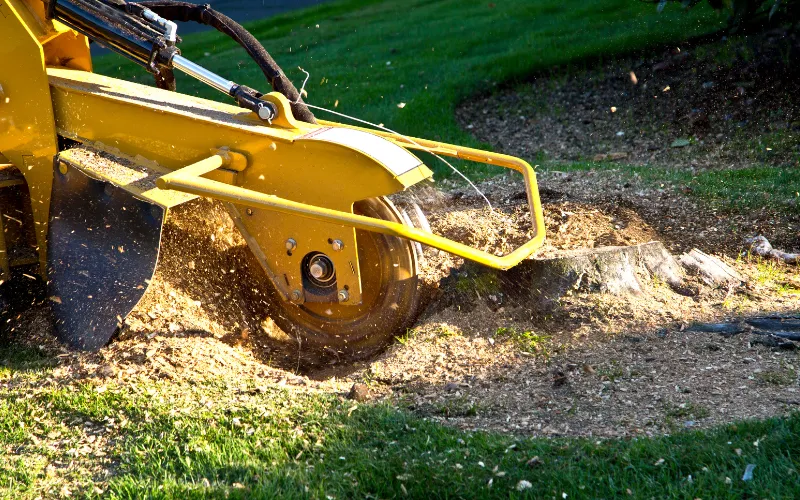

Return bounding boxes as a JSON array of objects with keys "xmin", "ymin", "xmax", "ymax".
[
  {"xmin": 246, "ymin": 208, "xmax": 254, "ymax": 216},
  {"xmin": 331, "ymin": 239, "xmax": 344, "ymax": 251},
  {"xmin": 291, "ymin": 289, "xmax": 303, "ymax": 302},
  {"xmin": 285, "ymin": 238, "xmax": 297, "ymax": 252},
  {"xmin": 337, "ymin": 289, "xmax": 349, "ymax": 302},
  {"xmin": 58, "ymin": 163, "xmax": 68, "ymax": 175}
]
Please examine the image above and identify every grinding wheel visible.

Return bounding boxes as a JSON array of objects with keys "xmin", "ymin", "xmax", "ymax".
[{"xmin": 267, "ymin": 197, "xmax": 421, "ymax": 360}]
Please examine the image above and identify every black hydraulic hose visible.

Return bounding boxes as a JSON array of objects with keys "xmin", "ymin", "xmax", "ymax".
[{"xmin": 134, "ymin": 0, "xmax": 316, "ymax": 124}]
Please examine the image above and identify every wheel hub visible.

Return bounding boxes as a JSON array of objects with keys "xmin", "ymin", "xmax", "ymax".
[{"xmin": 304, "ymin": 253, "xmax": 335, "ymax": 287}]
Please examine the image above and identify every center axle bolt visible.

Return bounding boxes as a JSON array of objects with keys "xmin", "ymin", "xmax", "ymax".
[{"xmin": 309, "ymin": 260, "xmax": 328, "ymax": 279}]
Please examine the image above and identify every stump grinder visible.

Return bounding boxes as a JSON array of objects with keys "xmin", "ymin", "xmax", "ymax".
[{"xmin": 0, "ymin": 0, "xmax": 545, "ymax": 357}]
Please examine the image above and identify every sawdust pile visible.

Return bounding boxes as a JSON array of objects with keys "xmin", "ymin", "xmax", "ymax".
[
  {"xmin": 4, "ymin": 199, "xmax": 324, "ymax": 389},
  {"xmin": 413, "ymin": 178, "xmax": 659, "ymax": 258},
  {"xmin": 110, "ymin": 184, "xmax": 663, "ymax": 376}
]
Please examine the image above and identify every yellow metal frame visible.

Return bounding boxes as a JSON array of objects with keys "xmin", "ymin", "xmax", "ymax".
[
  {"xmin": 0, "ymin": 0, "xmax": 91, "ymax": 274},
  {"xmin": 45, "ymin": 67, "xmax": 438, "ymax": 304},
  {"xmin": 157, "ymin": 138, "xmax": 545, "ymax": 271}
]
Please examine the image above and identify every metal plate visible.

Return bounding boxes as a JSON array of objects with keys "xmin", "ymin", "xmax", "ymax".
[
  {"xmin": 302, "ymin": 127, "xmax": 423, "ymax": 176},
  {"xmin": 47, "ymin": 161, "xmax": 163, "ymax": 351}
]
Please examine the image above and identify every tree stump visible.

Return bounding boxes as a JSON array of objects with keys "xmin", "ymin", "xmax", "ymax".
[
  {"xmin": 444, "ymin": 241, "xmax": 756, "ymax": 314},
  {"xmin": 444, "ymin": 241, "xmax": 686, "ymax": 311},
  {"xmin": 508, "ymin": 241, "xmax": 684, "ymax": 309},
  {"xmin": 678, "ymin": 248, "xmax": 743, "ymax": 286}
]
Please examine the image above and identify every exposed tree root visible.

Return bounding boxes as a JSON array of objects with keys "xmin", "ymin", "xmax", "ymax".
[{"xmin": 747, "ymin": 235, "xmax": 799, "ymax": 265}]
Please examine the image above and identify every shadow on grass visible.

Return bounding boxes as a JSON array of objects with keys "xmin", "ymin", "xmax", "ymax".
[{"xmin": 0, "ymin": 344, "xmax": 59, "ymax": 373}]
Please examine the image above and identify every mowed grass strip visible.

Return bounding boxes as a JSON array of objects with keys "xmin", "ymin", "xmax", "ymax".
[
  {"xmin": 93, "ymin": 0, "xmax": 723, "ymax": 176},
  {"xmin": 1, "ymin": 348, "xmax": 800, "ymax": 499}
]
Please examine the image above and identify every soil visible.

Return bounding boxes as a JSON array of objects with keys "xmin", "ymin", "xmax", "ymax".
[
  {"xmin": 6, "ymin": 176, "xmax": 800, "ymax": 438},
  {"xmin": 4, "ymin": 28, "xmax": 800, "ymax": 440},
  {"xmin": 349, "ymin": 175, "xmax": 800, "ymax": 438},
  {"xmin": 455, "ymin": 27, "xmax": 800, "ymax": 256},
  {"xmin": 457, "ymin": 27, "xmax": 800, "ymax": 170}
]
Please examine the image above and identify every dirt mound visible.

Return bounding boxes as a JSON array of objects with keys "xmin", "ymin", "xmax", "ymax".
[
  {"xmin": 370, "ymin": 308, "xmax": 800, "ymax": 438},
  {"xmin": 349, "ymin": 183, "xmax": 800, "ymax": 438},
  {"xmin": 3, "ymin": 182, "xmax": 664, "ymax": 378},
  {"xmin": 395, "ymin": 178, "xmax": 658, "ymax": 261},
  {"xmin": 3, "ymin": 200, "xmax": 337, "ymax": 391}
]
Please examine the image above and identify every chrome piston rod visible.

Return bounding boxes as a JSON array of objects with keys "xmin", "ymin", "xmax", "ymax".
[
  {"xmin": 171, "ymin": 54, "xmax": 235, "ymax": 94},
  {"xmin": 171, "ymin": 54, "xmax": 276, "ymax": 121}
]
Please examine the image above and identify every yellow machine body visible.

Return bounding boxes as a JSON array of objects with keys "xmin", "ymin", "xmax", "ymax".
[{"xmin": 0, "ymin": 0, "xmax": 546, "ymax": 353}]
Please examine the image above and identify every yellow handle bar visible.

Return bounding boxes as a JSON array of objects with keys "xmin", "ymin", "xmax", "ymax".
[{"xmin": 156, "ymin": 135, "xmax": 545, "ymax": 271}]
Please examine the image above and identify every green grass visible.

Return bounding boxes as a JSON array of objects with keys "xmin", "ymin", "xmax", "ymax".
[
  {"xmin": 93, "ymin": 0, "xmax": 724, "ymax": 177},
  {"xmin": 89, "ymin": 0, "xmax": 795, "ymax": 212},
  {"xmin": 755, "ymin": 364, "xmax": 798, "ymax": 387},
  {"xmin": 543, "ymin": 161, "xmax": 800, "ymax": 214},
  {"xmin": 2, "ymin": 345, "xmax": 800, "ymax": 498},
  {"xmin": 743, "ymin": 129, "xmax": 800, "ymax": 167},
  {"xmin": 496, "ymin": 327, "xmax": 551, "ymax": 356},
  {"xmin": 665, "ymin": 402, "xmax": 711, "ymax": 420},
  {"xmin": 755, "ymin": 258, "xmax": 784, "ymax": 285},
  {"xmin": 597, "ymin": 359, "xmax": 627, "ymax": 382},
  {"xmin": 686, "ymin": 166, "xmax": 800, "ymax": 212}
]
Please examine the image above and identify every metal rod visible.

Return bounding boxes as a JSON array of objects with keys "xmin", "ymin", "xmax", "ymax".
[
  {"xmin": 163, "ymin": 173, "xmax": 545, "ymax": 270},
  {"xmin": 157, "ymin": 153, "xmax": 227, "ymax": 184},
  {"xmin": 171, "ymin": 55, "xmax": 236, "ymax": 95},
  {"xmin": 316, "ymin": 121, "xmax": 547, "ymax": 237}
]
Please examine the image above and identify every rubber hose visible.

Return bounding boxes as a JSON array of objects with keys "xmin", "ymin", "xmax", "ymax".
[{"xmin": 135, "ymin": 0, "xmax": 316, "ymax": 123}]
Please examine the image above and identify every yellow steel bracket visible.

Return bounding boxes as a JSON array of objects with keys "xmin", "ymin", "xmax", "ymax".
[
  {"xmin": 0, "ymin": 0, "xmax": 91, "ymax": 276},
  {"xmin": 157, "ymin": 136, "xmax": 545, "ymax": 271}
]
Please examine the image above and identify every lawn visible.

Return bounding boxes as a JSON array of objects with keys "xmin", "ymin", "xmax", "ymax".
[
  {"xmin": 93, "ymin": 0, "xmax": 725, "ymax": 175},
  {"xmin": 8, "ymin": 0, "xmax": 800, "ymax": 498},
  {"xmin": 2, "ymin": 345, "xmax": 800, "ymax": 499},
  {"xmin": 552, "ymin": 160, "xmax": 800, "ymax": 213}
]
